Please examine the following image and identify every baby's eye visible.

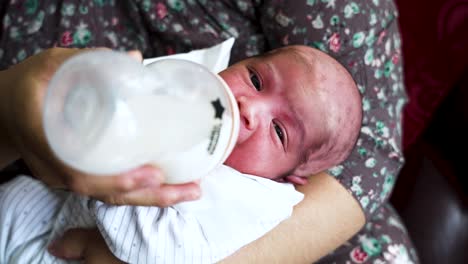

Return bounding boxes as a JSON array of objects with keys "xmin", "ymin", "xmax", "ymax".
[
  {"xmin": 273, "ymin": 122, "xmax": 285, "ymax": 144},
  {"xmin": 249, "ymin": 69, "xmax": 262, "ymax": 91}
]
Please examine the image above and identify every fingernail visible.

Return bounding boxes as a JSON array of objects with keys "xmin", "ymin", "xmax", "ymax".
[
  {"xmin": 137, "ymin": 176, "xmax": 159, "ymax": 188},
  {"xmin": 183, "ymin": 189, "xmax": 201, "ymax": 201},
  {"xmin": 133, "ymin": 167, "xmax": 162, "ymax": 188}
]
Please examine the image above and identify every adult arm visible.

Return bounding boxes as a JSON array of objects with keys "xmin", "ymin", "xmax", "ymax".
[
  {"xmin": 0, "ymin": 76, "xmax": 19, "ymax": 168},
  {"xmin": 220, "ymin": 172, "xmax": 365, "ymax": 263}
]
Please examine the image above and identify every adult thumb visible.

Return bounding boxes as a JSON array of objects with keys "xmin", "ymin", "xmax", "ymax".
[{"xmin": 127, "ymin": 50, "xmax": 143, "ymax": 62}]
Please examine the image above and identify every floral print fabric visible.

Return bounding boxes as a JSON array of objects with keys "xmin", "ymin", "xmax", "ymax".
[
  {"xmin": 317, "ymin": 204, "xmax": 419, "ymax": 263},
  {"xmin": 0, "ymin": 0, "xmax": 417, "ymax": 262}
]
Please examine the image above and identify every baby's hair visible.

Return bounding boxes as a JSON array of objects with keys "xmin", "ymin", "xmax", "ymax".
[{"xmin": 289, "ymin": 47, "xmax": 362, "ymax": 179}]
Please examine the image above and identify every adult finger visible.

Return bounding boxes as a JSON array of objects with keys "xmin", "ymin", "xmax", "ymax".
[
  {"xmin": 105, "ymin": 181, "xmax": 202, "ymax": 206},
  {"xmin": 62, "ymin": 165, "xmax": 164, "ymax": 198},
  {"xmin": 127, "ymin": 50, "xmax": 143, "ymax": 62}
]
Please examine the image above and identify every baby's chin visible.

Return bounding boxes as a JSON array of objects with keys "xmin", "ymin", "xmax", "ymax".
[
  {"xmin": 224, "ymin": 154, "xmax": 257, "ymax": 176},
  {"xmin": 223, "ymin": 155, "xmax": 279, "ymax": 180},
  {"xmin": 223, "ymin": 154, "xmax": 244, "ymax": 172}
]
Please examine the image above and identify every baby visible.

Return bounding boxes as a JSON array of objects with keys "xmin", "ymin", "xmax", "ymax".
[
  {"xmin": 0, "ymin": 45, "xmax": 361, "ymax": 264},
  {"xmin": 222, "ymin": 45, "xmax": 361, "ymax": 183}
]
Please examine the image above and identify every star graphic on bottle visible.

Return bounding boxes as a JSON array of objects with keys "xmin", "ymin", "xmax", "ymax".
[{"xmin": 211, "ymin": 98, "xmax": 225, "ymax": 119}]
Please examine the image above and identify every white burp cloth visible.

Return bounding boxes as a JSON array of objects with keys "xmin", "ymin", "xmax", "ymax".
[
  {"xmin": 173, "ymin": 165, "xmax": 304, "ymax": 254},
  {"xmin": 90, "ymin": 165, "xmax": 304, "ymax": 263},
  {"xmin": 143, "ymin": 38, "xmax": 235, "ymax": 73}
]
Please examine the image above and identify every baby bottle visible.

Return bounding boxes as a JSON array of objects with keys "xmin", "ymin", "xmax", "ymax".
[{"xmin": 43, "ymin": 50, "xmax": 239, "ymax": 184}]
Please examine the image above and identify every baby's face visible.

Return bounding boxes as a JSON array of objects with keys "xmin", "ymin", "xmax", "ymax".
[{"xmin": 219, "ymin": 46, "xmax": 347, "ymax": 181}]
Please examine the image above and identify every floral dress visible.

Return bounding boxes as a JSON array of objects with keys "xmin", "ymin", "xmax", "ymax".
[{"xmin": 0, "ymin": 0, "xmax": 418, "ymax": 263}]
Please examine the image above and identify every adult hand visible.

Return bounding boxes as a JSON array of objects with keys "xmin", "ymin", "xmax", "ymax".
[
  {"xmin": 48, "ymin": 228, "xmax": 124, "ymax": 264},
  {"xmin": 0, "ymin": 48, "xmax": 201, "ymax": 206}
]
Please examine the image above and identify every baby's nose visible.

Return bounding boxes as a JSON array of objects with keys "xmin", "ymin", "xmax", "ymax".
[{"xmin": 237, "ymin": 96, "xmax": 257, "ymax": 131}]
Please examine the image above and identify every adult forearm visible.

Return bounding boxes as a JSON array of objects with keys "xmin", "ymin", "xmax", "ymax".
[
  {"xmin": 220, "ymin": 172, "xmax": 365, "ymax": 263},
  {"xmin": 0, "ymin": 70, "xmax": 20, "ymax": 169},
  {"xmin": 0, "ymin": 132, "xmax": 18, "ymax": 169}
]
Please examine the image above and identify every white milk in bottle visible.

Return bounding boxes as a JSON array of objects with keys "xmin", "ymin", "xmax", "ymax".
[{"xmin": 44, "ymin": 50, "xmax": 239, "ymax": 183}]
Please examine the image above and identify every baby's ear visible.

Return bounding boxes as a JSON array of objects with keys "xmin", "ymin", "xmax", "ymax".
[{"xmin": 284, "ymin": 175, "xmax": 309, "ymax": 185}]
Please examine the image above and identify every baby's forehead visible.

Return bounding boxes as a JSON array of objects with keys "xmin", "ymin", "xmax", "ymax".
[
  {"xmin": 280, "ymin": 47, "xmax": 358, "ymax": 142},
  {"xmin": 263, "ymin": 46, "xmax": 347, "ymax": 77}
]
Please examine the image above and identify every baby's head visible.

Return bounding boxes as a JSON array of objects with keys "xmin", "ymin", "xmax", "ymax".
[{"xmin": 219, "ymin": 45, "xmax": 362, "ymax": 184}]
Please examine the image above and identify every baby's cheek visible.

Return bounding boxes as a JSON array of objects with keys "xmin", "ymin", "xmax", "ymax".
[
  {"xmin": 219, "ymin": 71, "xmax": 244, "ymax": 95},
  {"xmin": 224, "ymin": 146, "xmax": 250, "ymax": 170},
  {"xmin": 224, "ymin": 146, "xmax": 281, "ymax": 179},
  {"xmin": 225, "ymin": 147, "xmax": 258, "ymax": 174}
]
